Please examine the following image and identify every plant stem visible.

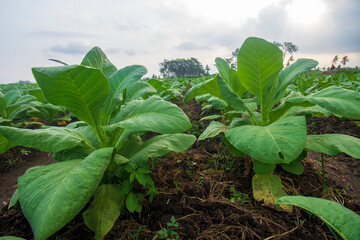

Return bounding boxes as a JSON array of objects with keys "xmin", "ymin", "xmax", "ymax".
[{"xmin": 321, "ymin": 153, "xmax": 327, "ymax": 196}]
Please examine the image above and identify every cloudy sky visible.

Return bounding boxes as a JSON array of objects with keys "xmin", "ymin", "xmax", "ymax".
[{"xmin": 0, "ymin": 0, "xmax": 359, "ymax": 84}]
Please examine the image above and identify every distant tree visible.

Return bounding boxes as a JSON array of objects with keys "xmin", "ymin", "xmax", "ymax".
[
  {"xmin": 224, "ymin": 48, "xmax": 240, "ymax": 69},
  {"xmin": 159, "ymin": 58, "xmax": 206, "ymax": 78},
  {"xmin": 286, "ymin": 55, "xmax": 294, "ymax": 66},
  {"xmin": 340, "ymin": 56, "xmax": 349, "ymax": 67},
  {"xmin": 205, "ymin": 64, "xmax": 211, "ymax": 75},
  {"xmin": 332, "ymin": 55, "xmax": 339, "ymax": 65},
  {"xmin": 273, "ymin": 41, "xmax": 298, "ymax": 66}
]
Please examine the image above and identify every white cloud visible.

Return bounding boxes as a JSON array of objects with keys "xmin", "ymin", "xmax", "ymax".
[{"xmin": 0, "ymin": 0, "xmax": 359, "ymax": 83}]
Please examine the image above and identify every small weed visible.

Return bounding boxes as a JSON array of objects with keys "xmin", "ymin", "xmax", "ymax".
[
  {"xmin": 129, "ymin": 225, "xmax": 147, "ymax": 240},
  {"xmin": 152, "ymin": 216, "xmax": 180, "ymax": 240},
  {"xmin": 20, "ymin": 148, "xmax": 31, "ymax": 156},
  {"xmin": 229, "ymin": 187, "xmax": 250, "ymax": 204}
]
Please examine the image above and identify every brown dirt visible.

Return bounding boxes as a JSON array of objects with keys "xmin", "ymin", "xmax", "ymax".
[
  {"xmin": 0, "ymin": 103, "xmax": 359, "ymax": 239},
  {"xmin": 0, "ymin": 147, "xmax": 55, "ymax": 205}
]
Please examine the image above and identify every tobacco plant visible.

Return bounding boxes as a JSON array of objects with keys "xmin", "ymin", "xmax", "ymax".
[
  {"xmin": 0, "ymin": 47, "xmax": 196, "ymax": 240},
  {"xmin": 185, "ymin": 37, "xmax": 360, "ymax": 210}
]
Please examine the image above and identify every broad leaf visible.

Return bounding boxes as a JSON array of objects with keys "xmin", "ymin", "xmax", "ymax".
[
  {"xmin": 253, "ymin": 160, "xmax": 275, "ymax": 174},
  {"xmin": 0, "ymin": 132, "xmax": 15, "ymax": 154},
  {"xmin": 126, "ymin": 192, "xmax": 141, "ymax": 213},
  {"xmin": 225, "ymin": 116, "xmax": 307, "ymax": 164},
  {"xmin": 18, "ymin": 148, "xmax": 113, "ymax": 240},
  {"xmin": 276, "ymin": 196, "xmax": 360, "ymax": 240},
  {"xmin": 184, "ymin": 75, "xmax": 222, "ymax": 103},
  {"xmin": 215, "ymin": 57, "xmax": 230, "ymax": 83},
  {"xmin": 198, "ymin": 121, "xmax": 229, "ymax": 140},
  {"xmin": 83, "ymin": 184, "xmax": 124, "ymax": 240},
  {"xmin": 126, "ymin": 134, "xmax": 196, "ymax": 166},
  {"xmin": 0, "ymin": 126, "xmax": 88, "ymax": 152},
  {"xmin": 228, "ymin": 68, "xmax": 247, "ymax": 97},
  {"xmin": 280, "ymin": 151, "xmax": 306, "ymax": 175},
  {"xmin": 104, "ymin": 96, "xmax": 191, "ymax": 134},
  {"xmin": 81, "ymin": 46, "xmax": 117, "ymax": 79},
  {"xmin": 252, "ymin": 174, "xmax": 291, "ymax": 212},
  {"xmin": 305, "ymin": 134, "xmax": 360, "ymax": 158},
  {"xmin": 271, "ymin": 58, "xmax": 318, "ymax": 106},
  {"xmin": 275, "ymin": 86, "xmax": 360, "ymax": 120},
  {"xmin": 105, "ymin": 65, "xmax": 147, "ymax": 120},
  {"xmin": 125, "ymin": 81, "xmax": 155, "ymax": 102},
  {"xmin": 237, "ymin": 37, "xmax": 283, "ymax": 114},
  {"xmin": 32, "ymin": 65, "xmax": 110, "ymax": 128},
  {"xmin": 217, "ymin": 76, "xmax": 249, "ymax": 112}
]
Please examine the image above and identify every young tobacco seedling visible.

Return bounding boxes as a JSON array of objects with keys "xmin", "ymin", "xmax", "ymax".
[
  {"xmin": 0, "ymin": 47, "xmax": 196, "ymax": 240},
  {"xmin": 185, "ymin": 37, "xmax": 360, "ymax": 210}
]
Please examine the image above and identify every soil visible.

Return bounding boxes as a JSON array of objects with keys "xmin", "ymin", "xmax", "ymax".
[{"xmin": 0, "ymin": 100, "xmax": 359, "ymax": 239}]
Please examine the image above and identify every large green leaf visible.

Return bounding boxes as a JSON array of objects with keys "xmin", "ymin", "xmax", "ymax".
[
  {"xmin": 83, "ymin": 184, "xmax": 124, "ymax": 240},
  {"xmin": 32, "ymin": 65, "xmax": 110, "ymax": 128},
  {"xmin": 252, "ymin": 174, "xmax": 291, "ymax": 212},
  {"xmin": 276, "ymin": 196, "xmax": 360, "ymax": 240},
  {"xmin": 225, "ymin": 116, "xmax": 306, "ymax": 164},
  {"xmin": 274, "ymin": 86, "xmax": 360, "ymax": 120},
  {"xmin": 305, "ymin": 134, "xmax": 360, "ymax": 158},
  {"xmin": 198, "ymin": 121, "xmax": 229, "ymax": 141},
  {"xmin": 125, "ymin": 134, "xmax": 196, "ymax": 166},
  {"xmin": 184, "ymin": 75, "xmax": 222, "ymax": 103},
  {"xmin": 18, "ymin": 148, "xmax": 114, "ymax": 240},
  {"xmin": 215, "ymin": 57, "xmax": 230, "ymax": 83},
  {"xmin": 81, "ymin": 46, "xmax": 117, "ymax": 79},
  {"xmin": 0, "ymin": 126, "xmax": 89, "ymax": 152},
  {"xmin": 271, "ymin": 58, "xmax": 318, "ymax": 107},
  {"xmin": 104, "ymin": 96, "xmax": 191, "ymax": 134},
  {"xmin": 0, "ymin": 132, "xmax": 15, "ymax": 154},
  {"xmin": 228, "ymin": 68, "xmax": 247, "ymax": 97},
  {"xmin": 105, "ymin": 65, "xmax": 147, "ymax": 120},
  {"xmin": 237, "ymin": 37, "xmax": 283, "ymax": 115},
  {"xmin": 125, "ymin": 81, "xmax": 155, "ymax": 102}
]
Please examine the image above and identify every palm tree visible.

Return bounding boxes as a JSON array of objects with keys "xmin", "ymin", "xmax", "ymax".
[
  {"xmin": 332, "ymin": 55, "xmax": 339, "ymax": 65},
  {"xmin": 340, "ymin": 56, "xmax": 349, "ymax": 67}
]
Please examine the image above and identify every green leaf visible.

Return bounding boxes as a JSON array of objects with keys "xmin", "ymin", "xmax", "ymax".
[
  {"xmin": 0, "ymin": 132, "xmax": 15, "ymax": 154},
  {"xmin": 207, "ymin": 96, "xmax": 228, "ymax": 109},
  {"xmin": 8, "ymin": 189, "xmax": 19, "ymax": 209},
  {"xmin": 276, "ymin": 196, "xmax": 360, "ymax": 240},
  {"xmin": 105, "ymin": 65, "xmax": 147, "ymax": 120},
  {"xmin": 279, "ymin": 86, "xmax": 360, "ymax": 120},
  {"xmin": 81, "ymin": 46, "xmax": 117, "ymax": 79},
  {"xmin": 228, "ymin": 68, "xmax": 247, "ymax": 97},
  {"xmin": 225, "ymin": 116, "xmax": 307, "ymax": 164},
  {"xmin": 198, "ymin": 121, "xmax": 229, "ymax": 140},
  {"xmin": 119, "ymin": 179, "xmax": 131, "ymax": 197},
  {"xmin": 237, "ymin": 37, "xmax": 283, "ymax": 117},
  {"xmin": 125, "ymin": 81, "xmax": 155, "ymax": 102},
  {"xmin": 280, "ymin": 151, "xmax": 306, "ymax": 175},
  {"xmin": 305, "ymin": 134, "xmax": 360, "ymax": 158},
  {"xmin": 18, "ymin": 147, "xmax": 113, "ymax": 240},
  {"xmin": 215, "ymin": 57, "xmax": 230, "ymax": 83},
  {"xmin": 104, "ymin": 96, "xmax": 191, "ymax": 134},
  {"xmin": 0, "ymin": 126, "xmax": 87, "ymax": 152},
  {"xmin": 126, "ymin": 192, "xmax": 140, "ymax": 213},
  {"xmin": 126, "ymin": 134, "xmax": 196, "ymax": 166},
  {"xmin": 83, "ymin": 184, "xmax": 124, "ymax": 240},
  {"xmin": 253, "ymin": 160, "xmax": 275, "ymax": 174},
  {"xmin": 217, "ymin": 76, "xmax": 249, "ymax": 112},
  {"xmin": 184, "ymin": 75, "xmax": 222, "ymax": 103},
  {"xmin": 32, "ymin": 65, "xmax": 110, "ymax": 128},
  {"xmin": 271, "ymin": 58, "xmax": 318, "ymax": 106},
  {"xmin": 252, "ymin": 174, "xmax": 292, "ymax": 212}
]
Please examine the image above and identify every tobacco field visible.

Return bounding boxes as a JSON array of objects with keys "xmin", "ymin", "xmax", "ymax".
[{"xmin": 0, "ymin": 37, "xmax": 359, "ymax": 240}]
